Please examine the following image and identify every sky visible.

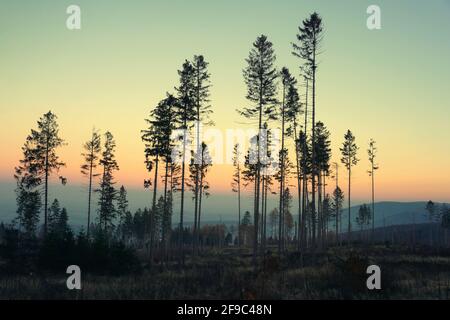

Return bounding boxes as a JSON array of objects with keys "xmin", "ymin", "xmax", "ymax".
[{"xmin": 1, "ymin": 0, "xmax": 450, "ymax": 222}]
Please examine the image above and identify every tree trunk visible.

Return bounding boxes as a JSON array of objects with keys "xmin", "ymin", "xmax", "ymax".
[
  {"xmin": 162, "ymin": 158, "xmax": 169, "ymax": 257},
  {"xmin": 278, "ymin": 84, "xmax": 286, "ymax": 255},
  {"xmin": 150, "ymin": 154, "xmax": 159, "ymax": 262},
  {"xmin": 87, "ymin": 155, "xmax": 93, "ymax": 238},
  {"xmin": 198, "ymin": 172, "xmax": 204, "ymax": 252},
  {"xmin": 348, "ymin": 166, "xmax": 351, "ymax": 243},
  {"xmin": 237, "ymin": 166, "xmax": 241, "ymax": 247},
  {"xmin": 179, "ymin": 119, "xmax": 187, "ymax": 263},
  {"xmin": 371, "ymin": 164, "xmax": 375, "ymax": 242},
  {"xmin": 44, "ymin": 140, "xmax": 49, "ymax": 236},
  {"xmin": 311, "ymin": 47, "xmax": 317, "ymax": 248}
]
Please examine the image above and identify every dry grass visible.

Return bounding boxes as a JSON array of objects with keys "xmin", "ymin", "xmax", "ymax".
[{"xmin": 1, "ymin": 245, "xmax": 450, "ymax": 299}]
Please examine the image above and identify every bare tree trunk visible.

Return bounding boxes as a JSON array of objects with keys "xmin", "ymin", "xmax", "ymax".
[
  {"xmin": 87, "ymin": 155, "xmax": 93, "ymax": 238},
  {"xmin": 371, "ymin": 164, "xmax": 375, "ymax": 242},
  {"xmin": 162, "ymin": 158, "xmax": 169, "ymax": 258},
  {"xmin": 261, "ymin": 175, "xmax": 266, "ymax": 253},
  {"xmin": 264, "ymin": 181, "xmax": 268, "ymax": 251},
  {"xmin": 150, "ymin": 154, "xmax": 159, "ymax": 262},
  {"xmin": 311, "ymin": 49, "xmax": 317, "ymax": 249},
  {"xmin": 278, "ymin": 84, "xmax": 286, "ymax": 255},
  {"xmin": 237, "ymin": 166, "xmax": 241, "ymax": 247},
  {"xmin": 44, "ymin": 140, "xmax": 49, "ymax": 236},
  {"xmin": 318, "ymin": 170, "xmax": 322, "ymax": 247},
  {"xmin": 294, "ymin": 124, "xmax": 302, "ymax": 251},
  {"xmin": 198, "ymin": 171, "xmax": 204, "ymax": 252},
  {"xmin": 179, "ymin": 124, "xmax": 187, "ymax": 264},
  {"xmin": 348, "ymin": 166, "xmax": 351, "ymax": 243},
  {"xmin": 301, "ymin": 78, "xmax": 309, "ymax": 249}
]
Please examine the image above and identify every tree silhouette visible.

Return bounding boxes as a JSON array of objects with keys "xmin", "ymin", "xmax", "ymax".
[
  {"xmin": 283, "ymin": 70, "xmax": 302, "ymax": 250},
  {"xmin": 231, "ymin": 143, "xmax": 243, "ymax": 247},
  {"xmin": 425, "ymin": 200, "xmax": 437, "ymax": 246},
  {"xmin": 47, "ymin": 199, "xmax": 70, "ymax": 237},
  {"xmin": 142, "ymin": 94, "xmax": 179, "ymax": 259},
  {"xmin": 314, "ymin": 121, "xmax": 331, "ymax": 246},
  {"xmin": 191, "ymin": 55, "xmax": 212, "ymax": 254},
  {"xmin": 332, "ymin": 186, "xmax": 344, "ymax": 244},
  {"xmin": 340, "ymin": 130, "xmax": 359, "ymax": 241},
  {"xmin": 175, "ymin": 60, "xmax": 196, "ymax": 255},
  {"xmin": 14, "ymin": 139, "xmax": 42, "ymax": 237},
  {"xmin": 297, "ymin": 130, "xmax": 311, "ymax": 246},
  {"xmin": 117, "ymin": 185, "xmax": 129, "ymax": 240},
  {"xmin": 292, "ymin": 12, "xmax": 323, "ymax": 248},
  {"xmin": 97, "ymin": 131, "xmax": 119, "ymax": 234},
  {"xmin": 48, "ymin": 198, "xmax": 61, "ymax": 233},
  {"xmin": 188, "ymin": 142, "xmax": 212, "ymax": 252},
  {"xmin": 239, "ymin": 35, "xmax": 278, "ymax": 265},
  {"xmin": 81, "ymin": 129, "xmax": 101, "ymax": 238},
  {"xmin": 356, "ymin": 204, "xmax": 372, "ymax": 240},
  {"xmin": 277, "ymin": 67, "xmax": 299, "ymax": 253},
  {"xmin": 367, "ymin": 138, "xmax": 379, "ymax": 239}
]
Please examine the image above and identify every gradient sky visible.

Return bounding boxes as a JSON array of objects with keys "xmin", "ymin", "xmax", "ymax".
[{"xmin": 1, "ymin": 0, "xmax": 450, "ymax": 211}]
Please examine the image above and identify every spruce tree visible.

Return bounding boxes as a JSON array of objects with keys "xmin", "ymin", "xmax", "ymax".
[
  {"xmin": 367, "ymin": 139, "xmax": 379, "ymax": 239},
  {"xmin": 81, "ymin": 129, "xmax": 101, "ymax": 237},
  {"xmin": 239, "ymin": 35, "xmax": 278, "ymax": 265},
  {"xmin": 340, "ymin": 130, "xmax": 359, "ymax": 241},
  {"xmin": 175, "ymin": 60, "xmax": 196, "ymax": 255},
  {"xmin": 292, "ymin": 13, "xmax": 324, "ymax": 247},
  {"xmin": 97, "ymin": 131, "xmax": 119, "ymax": 234}
]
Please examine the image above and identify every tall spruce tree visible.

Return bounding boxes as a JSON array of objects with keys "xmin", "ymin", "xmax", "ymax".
[
  {"xmin": 191, "ymin": 55, "xmax": 212, "ymax": 254},
  {"xmin": 97, "ymin": 131, "xmax": 119, "ymax": 234},
  {"xmin": 292, "ymin": 13, "xmax": 323, "ymax": 247},
  {"xmin": 142, "ymin": 94, "xmax": 179, "ymax": 258},
  {"xmin": 340, "ymin": 130, "xmax": 359, "ymax": 241},
  {"xmin": 239, "ymin": 35, "xmax": 278, "ymax": 265},
  {"xmin": 367, "ymin": 138, "xmax": 379, "ymax": 239},
  {"xmin": 231, "ymin": 143, "xmax": 243, "ymax": 247},
  {"xmin": 81, "ymin": 129, "xmax": 101, "ymax": 237},
  {"xmin": 277, "ymin": 67, "xmax": 298, "ymax": 253},
  {"xmin": 284, "ymin": 71, "xmax": 302, "ymax": 250},
  {"xmin": 19, "ymin": 111, "xmax": 66, "ymax": 236},
  {"xmin": 175, "ymin": 60, "xmax": 196, "ymax": 254}
]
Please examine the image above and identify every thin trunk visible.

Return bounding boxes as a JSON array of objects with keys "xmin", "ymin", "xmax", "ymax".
[
  {"xmin": 261, "ymin": 175, "xmax": 265, "ymax": 252},
  {"xmin": 237, "ymin": 164, "xmax": 241, "ymax": 247},
  {"xmin": 162, "ymin": 158, "xmax": 169, "ymax": 251},
  {"xmin": 253, "ymin": 76, "xmax": 263, "ymax": 268},
  {"xmin": 278, "ymin": 84, "xmax": 286, "ymax": 254},
  {"xmin": 335, "ymin": 163, "xmax": 339, "ymax": 244},
  {"xmin": 318, "ymin": 170, "xmax": 322, "ymax": 247},
  {"xmin": 87, "ymin": 155, "xmax": 93, "ymax": 238},
  {"xmin": 294, "ymin": 124, "xmax": 302, "ymax": 251},
  {"xmin": 179, "ymin": 118, "xmax": 187, "ymax": 262},
  {"xmin": 264, "ymin": 180, "xmax": 268, "ymax": 249},
  {"xmin": 150, "ymin": 154, "xmax": 159, "ymax": 261},
  {"xmin": 44, "ymin": 139, "xmax": 49, "ymax": 236},
  {"xmin": 371, "ymin": 163, "xmax": 375, "ymax": 241},
  {"xmin": 311, "ymin": 45, "xmax": 317, "ymax": 248},
  {"xmin": 348, "ymin": 166, "xmax": 351, "ymax": 242},
  {"xmin": 198, "ymin": 170, "xmax": 204, "ymax": 251},
  {"xmin": 301, "ymin": 78, "xmax": 309, "ymax": 249}
]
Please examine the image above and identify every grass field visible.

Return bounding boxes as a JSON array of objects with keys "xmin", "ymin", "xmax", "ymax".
[{"xmin": 1, "ymin": 244, "xmax": 450, "ymax": 300}]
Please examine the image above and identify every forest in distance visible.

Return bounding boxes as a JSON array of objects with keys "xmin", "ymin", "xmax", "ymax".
[{"xmin": 1, "ymin": 10, "xmax": 450, "ymax": 300}]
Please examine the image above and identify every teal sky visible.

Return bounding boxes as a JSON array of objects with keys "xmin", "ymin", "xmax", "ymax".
[{"xmin": 1, "ymin": 0, "xmax": 450, "ymax": 212}]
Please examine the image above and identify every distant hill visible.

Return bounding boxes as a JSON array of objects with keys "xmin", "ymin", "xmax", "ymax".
[
  {"xmin": 342, "ymin": 201, "xmax": 440, "ymax": 229},
  {"xmin": 0, "ymin": 181, "xmax": 447, "ymax": 231}
]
